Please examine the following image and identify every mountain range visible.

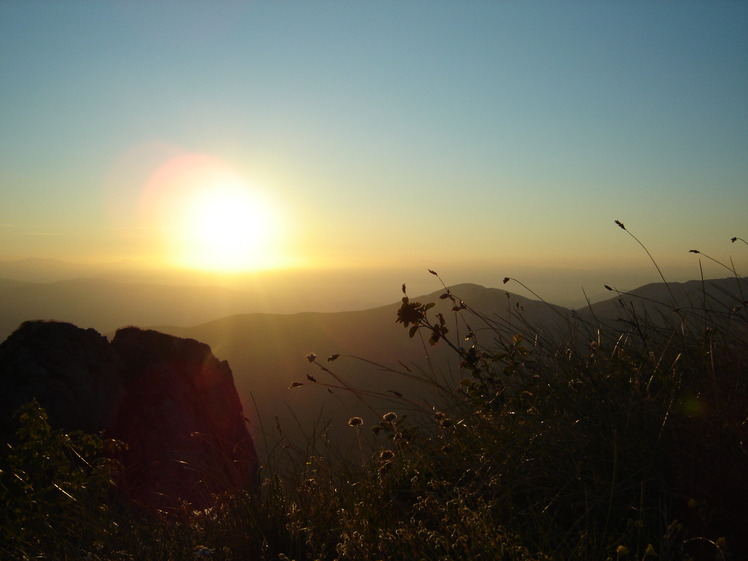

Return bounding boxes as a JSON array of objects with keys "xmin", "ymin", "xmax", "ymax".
[
  {"xmin": 1, "ymin": 264, "xmax": 744, "ymax": 458},
  {"xmin": 155, "ymin": 276, "xmax": 745, "ymax": 455}
]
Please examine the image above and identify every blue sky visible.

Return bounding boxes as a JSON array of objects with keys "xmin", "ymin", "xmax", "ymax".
[{"xmin": 1, "ymin": 1, "xmax": 746, "ymax": 288}]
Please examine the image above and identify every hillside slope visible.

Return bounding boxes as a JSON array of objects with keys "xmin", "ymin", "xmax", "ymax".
[
  {"xmin": 155, "ymin": 283, "xmax": 575, "ymax": 454},
  {"xmin": 155, "ymin": 278, "xmax": 745, "ymax": 455}
]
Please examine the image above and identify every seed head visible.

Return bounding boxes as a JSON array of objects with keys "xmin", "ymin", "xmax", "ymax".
[{"xmin": 379, "ymin": 449, "xmax": 395, "ymax": 461}]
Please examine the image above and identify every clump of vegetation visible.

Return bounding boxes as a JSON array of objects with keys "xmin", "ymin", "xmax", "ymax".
[
  {"xmin": 0, "ymin": 400, "xmax": 253, "ymax": 560},
  {"xmin": 0, "ymin": 400, "xmax": 122, "ymax": 559},
  {"xmin": 1, "ymin": 223, "xmax": 745, "ymax": 560}
]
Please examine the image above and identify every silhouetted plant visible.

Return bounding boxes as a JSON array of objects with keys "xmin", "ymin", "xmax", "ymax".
[
  {"xmin": 276, "ymin": 223, "xmax": 746, "ymax": 560},
  {"xmin": 0, "ymin": 400, "xmax": 124, "ymax": 559}
]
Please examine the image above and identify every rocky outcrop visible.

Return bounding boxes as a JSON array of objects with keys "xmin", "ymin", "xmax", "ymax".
[
  {"xmin": 109, "ymin": 327, "xmax": 258, "ymax": 511},
  {"xmin": 0, "ymin": 321, "xmax": 258, "ymax": 513},
  {"xmin": 0, "ymin": 321, "xmax": 125, "ymax": 437}
]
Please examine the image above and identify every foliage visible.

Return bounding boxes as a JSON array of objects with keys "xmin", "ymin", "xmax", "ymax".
[{"xmin": 0, "ymin": 400, "xmax": 125, "ymax": 559}]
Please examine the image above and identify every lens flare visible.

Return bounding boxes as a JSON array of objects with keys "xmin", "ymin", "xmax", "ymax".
[{"xmin": 139, "ymin": 153, "xmax": 287, "ymax": 272}]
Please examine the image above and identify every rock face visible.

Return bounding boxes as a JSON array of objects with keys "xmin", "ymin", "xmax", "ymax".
[
  {"xmin": 108, "ymin": 327, "xmax": 259, "ymax": 511},
  {"xmin": 0, "ymin": 321, "xmax": 258, "ymax": 513},
  {"xmin": 0, "ymin": 321, "xmax": 125, "ymax": 437}
]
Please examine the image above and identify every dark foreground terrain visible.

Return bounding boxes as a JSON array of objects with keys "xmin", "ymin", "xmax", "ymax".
[{"xmin": 1, "ymin": 275, "xmax": 746, "ymax": 560}]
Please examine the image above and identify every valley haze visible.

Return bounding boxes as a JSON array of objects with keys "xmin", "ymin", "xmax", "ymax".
[{"xmin": 0, "ymin": 255, "xmax": 740, "ymax": 340}]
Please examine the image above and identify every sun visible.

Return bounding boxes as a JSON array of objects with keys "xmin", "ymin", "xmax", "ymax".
[
  {"xmin": 178, "ymin": 181, "xmax": 279, "ymax": 272},
  {"xmin": 140, "ymin": 154, "xmax": 288, "ymax": 273}
]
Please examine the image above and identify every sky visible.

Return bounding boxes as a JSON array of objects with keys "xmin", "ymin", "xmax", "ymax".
[{"xmin": 1, "ymin": 1, "xmax": 747, "ymax": 303}]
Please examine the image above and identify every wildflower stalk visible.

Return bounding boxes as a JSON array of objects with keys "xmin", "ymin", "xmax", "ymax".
[{"xmin": 615, "ymin": 220, "xmax": 677, "ymax": 308}]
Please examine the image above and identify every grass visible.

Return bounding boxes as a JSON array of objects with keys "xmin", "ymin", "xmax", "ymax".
[{"xmin": 1, "ymin": 222, "xmax": 746, "ymax": 560}]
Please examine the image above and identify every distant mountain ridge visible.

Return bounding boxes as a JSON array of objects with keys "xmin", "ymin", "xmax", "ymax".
[
  {"xmin": 1, "ymin": 274, "xmax": 743, "ymax": 458},
  {"xmin": 0, "ymin": 277, "xmax": 267, "ymax": 340},
  {"xmin": 0, "ymin": 257, "xmax": 103, "ymax": 283},
  {"xmin": 581, "ymin": 276, "xmax": 747, "ymax": 324},
  {"xmin": 149, "ymin": 277, "xmax": 745, "ymax": 454}
]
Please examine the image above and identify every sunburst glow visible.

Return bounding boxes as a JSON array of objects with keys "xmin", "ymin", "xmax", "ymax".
[
  {"xmin": 141, "ymin": 154, "xmax": 288, "ymax": 273},
  {"xmin": 178, "ymin": 182, "xmax": 278, "ymax": 272}
]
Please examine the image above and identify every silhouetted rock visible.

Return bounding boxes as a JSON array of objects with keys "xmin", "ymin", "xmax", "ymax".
[
  {"xmin": 0, "ymin": 321, "xmax": 124, "ymax": 438},
  {"xmin": 0, "ymin": 321, "xmax": 258, "ymax": 513},
  {"xmin": 109, "ymin": 327, "xmax": 258, "ymax": 511}
]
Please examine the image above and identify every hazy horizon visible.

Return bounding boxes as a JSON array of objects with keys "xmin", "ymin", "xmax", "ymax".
[
  {"xmin": 1, "ymin": 2, "xmax": 746, "ymax": 308},
  {"xmin": 0, "ymin": 253, "xmax": 741, "ymax": 313}
]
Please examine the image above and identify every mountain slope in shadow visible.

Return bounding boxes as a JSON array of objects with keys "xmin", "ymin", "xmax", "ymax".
[
  {"xmin": 154, "ymin": 283, "xmax": 576, "ymax": 457},
  {"xmin": 580, "ymin": 277, "xmax": 747, "ymax": 326},
  {"xmin": 154, "ymin": 277, "xmax": 745, "ymax": 459}
]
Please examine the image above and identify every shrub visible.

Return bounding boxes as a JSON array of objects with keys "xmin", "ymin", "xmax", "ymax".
[{"xmin": 0, "ymin": 400, "xmax": 123, "ymax": 560}]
